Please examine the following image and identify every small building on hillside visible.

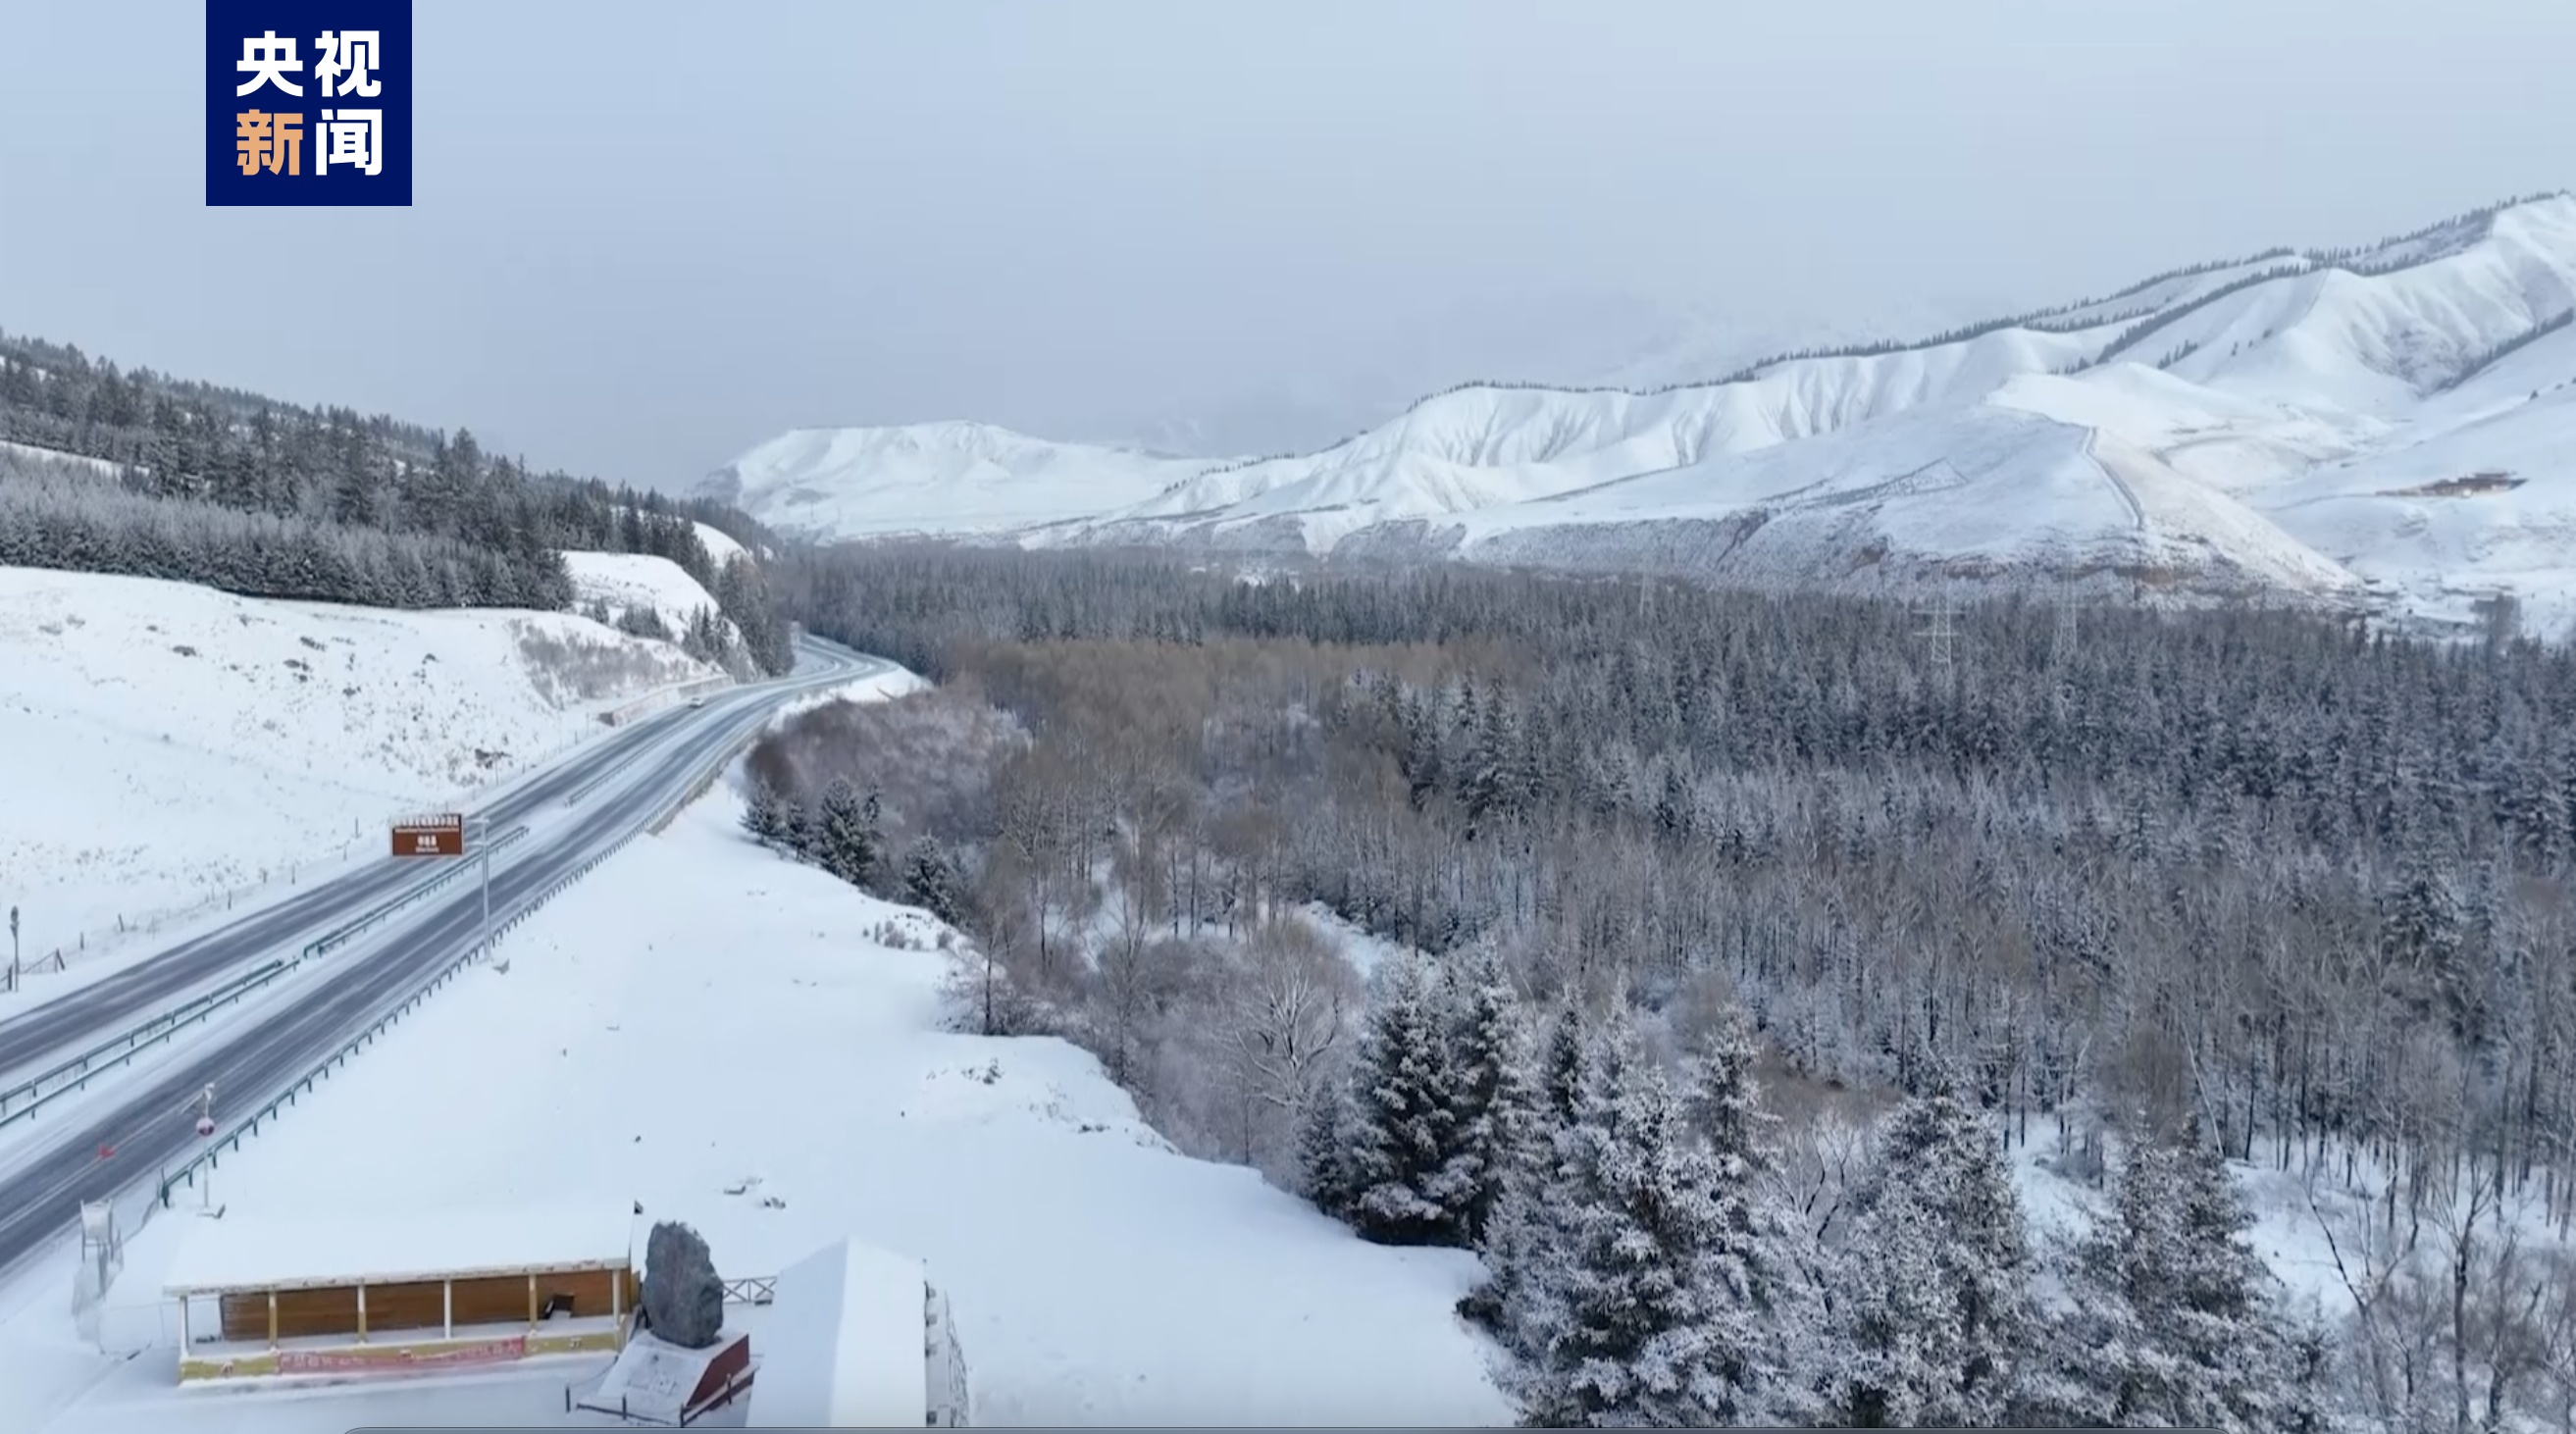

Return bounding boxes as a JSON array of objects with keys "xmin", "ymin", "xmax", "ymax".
[
  {"xmin": 160, "ymin": 1205, "xmax": 636, "ymax": 1382},
  {"xmin": 753, "ymin": 1237, "xmax": 970, "ymax": 1427}
]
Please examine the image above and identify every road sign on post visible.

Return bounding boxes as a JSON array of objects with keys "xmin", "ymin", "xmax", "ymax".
[{"xmin": 390, "ymin": 814, "xmax": 465, "ymax": 857}]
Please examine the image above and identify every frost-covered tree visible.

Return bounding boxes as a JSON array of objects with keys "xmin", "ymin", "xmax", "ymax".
[
  {"xmin": 1434, "ymin": 944, "xmax": 1528, "ymax": 1246},
  {"xmin": 1509, "ymin": 1008, "xmax": 1768, "ymax": 1427},
  {"xmin": 815, "ymin": 778, "xmax": 882, "ymax": 890},
  {"xmin": 902, "ymin": 835, "xmax": 964, "ymax": 926},
  {"xmin": 1463, "ymin": 991, "xmax": 1581, "ymax": 1347},
  {"xmin": 1296, "ymin": 1076, "xmax": 1359, "ymax": 1218},
  {"xmin": 1823, "ymin": 1081, "xmax": 2034, "ymax": 1427},
  {"xmin": 2045, "ymin": 1118, "xmax": 2314, "ymax": 1431},
  {"xmin": 1341, "ymin": 952, "xmax": 1466, "ymax": 1246},
  {"xmin": 740, "ymin": 782, "xmax": 789, "ymax": 847}
]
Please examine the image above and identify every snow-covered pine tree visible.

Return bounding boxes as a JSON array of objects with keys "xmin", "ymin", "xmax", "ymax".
[
  {"xmin": 2047, "ymin": 1117, "xmax": 2309, "ymax": 1431},
  {"xmin": 1434, "ymin": 944, "xmax": 1528, "ymax": 1247},
  {"xmin": 1295, "ymin": 1077, "xmax": 1358, "ymax": 1218},
  {"xmin": 1537, "ymin": 991, "xmax": 1588, "ymax": 1129},
  {"xmin": 1681, "ymin": 998, "xmax": 1816, "ymax": 1422},
  {"xmin": 741, "ymin": 782, "xmax": 789, "ymax": 846},
  {"xmin": 1341, "ymin": 952, "xmax": 1467, "ymax": 1246},
  {"xmin": 784, "ymin": 797, "xmax": 819, "ymax": 862},
  {"xmin": 1824, "ymin": 1079, "xmax": 2035, "ymax": 1427},
  {"xmin": 1681, "ymin": 998, "xmax": 1776, "ymax": 1176},
  {"xmin": 902, "ymin": 835, "xmax": 964, "ymax": 926},
  {"xmin": 1462, "ymin": 989, "xmax": 1581, "ymax": 1347},
  {"xmin": 816, "ymin": 778, "xmax": 879, "ymax": 889},
  {"xmin": 1509, "ymin": 1007, "xmax": 1763, "ymax": 1427}
]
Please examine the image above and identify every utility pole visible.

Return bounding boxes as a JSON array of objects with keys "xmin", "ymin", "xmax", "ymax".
[
  {"xmin": 7, "ymin": 904, "xmax": 16, "ymax": 994},
  {"xmin": 475, "ymin": 814, "xmax": 492, "ymax": 963}
]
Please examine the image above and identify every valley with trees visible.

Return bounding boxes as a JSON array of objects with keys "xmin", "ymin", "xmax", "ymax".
[{"xmin": 744, "ymin": 541, "xmax": 2576, "ymax": 1428}]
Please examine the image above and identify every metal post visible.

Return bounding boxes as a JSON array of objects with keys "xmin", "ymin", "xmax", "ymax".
[{"xmin": 478, "ymin": 815, "xmax": 492, "ymax": 964}]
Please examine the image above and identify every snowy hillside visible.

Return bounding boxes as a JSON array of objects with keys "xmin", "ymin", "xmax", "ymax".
[
  {"xmin": 690, "ymin": 520, "xmax": 747, "ymax": 566},
  {"xmin": 725, "ymin": 192, "xmax": 2576, "ymax": 633},
  {"xmin": 697, "ymin": 423, "xmax": 1219, "ymax": 540},
  {"xmin": 0, "ymin": 567, "xmax": 718, "ymax": 986},
  {"xmin": 4, "ymin": 775, "xmax": 1511, "ymax": 1433},
  {"xmin": 563, "ymin": 550, "xmax": 733, "ymax": 641}
]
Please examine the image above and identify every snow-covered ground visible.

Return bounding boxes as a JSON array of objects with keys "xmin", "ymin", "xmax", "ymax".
[
  {"xmin": 690, "ymin": 521, "xmax": 747, "ymax": 567},
  {"xmin": 562, "ymin": 550, "xmax": 732, "ymax": 641},
  {"xmin": 0, "ymin": 567, "xmax": 719, "ymax": 997},
  {"xmin": 1, "ymin": 763, "xmax": 1511, "ymax": 1430}
]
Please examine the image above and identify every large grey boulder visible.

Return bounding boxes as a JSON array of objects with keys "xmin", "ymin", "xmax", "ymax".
[{"xmin": 642, "ymin": 1220, "xmax": 726, "ymax": 1349}]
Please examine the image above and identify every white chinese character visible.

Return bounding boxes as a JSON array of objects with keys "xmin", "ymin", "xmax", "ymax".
[
  {"xmin": 234, "ymin": 31, "xmax": 302, "ymax": 97},
  {"xmin": 316, "ymin": 109, "xmax": 384, "ymax": 177},
  {"xmin": 313, "ymin": 30, "xmax": 382, "ymax": 98}
]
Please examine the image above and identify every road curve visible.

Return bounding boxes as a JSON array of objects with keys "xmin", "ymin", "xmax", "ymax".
[
  {"xmin": 0, "ymin": 659, "xmax": 801, "ymax": 1078},
  {"xmin": 0, "ymin": 638, "xmax": 883, "ymax": 1276}
]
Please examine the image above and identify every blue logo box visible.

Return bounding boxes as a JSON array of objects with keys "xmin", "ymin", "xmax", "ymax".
[{"xmin": 206, "ymin": 0, "xmax": 411, "ymax": 206}]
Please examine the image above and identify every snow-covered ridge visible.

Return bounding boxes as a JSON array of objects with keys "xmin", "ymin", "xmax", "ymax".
[
  {"xmin": 699, "ymin": 422, "xmax": 1213, "ymax": 542},
  {"xmin": 717, "ymin": 192, "xmax": 2576, "ymax": 634}
]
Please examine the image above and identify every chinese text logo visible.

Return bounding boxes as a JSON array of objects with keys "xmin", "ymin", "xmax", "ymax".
[{"xmin": 206, "ymin": 2, "xmax": 411, "ymax": 206}]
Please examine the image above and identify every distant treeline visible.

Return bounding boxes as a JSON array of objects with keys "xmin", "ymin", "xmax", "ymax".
[{"xmin": 0, "ymin": 329, "xmax": 792, "ymax": 675}]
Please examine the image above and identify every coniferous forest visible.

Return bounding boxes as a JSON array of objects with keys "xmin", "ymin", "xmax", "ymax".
[
  {"xmin": 753, "ymin": 541, "xmax": 2576, "ymax": 1430},
  {"xmin": 0, "ymin": 330, "xmax": 793, "ymax": 675}
]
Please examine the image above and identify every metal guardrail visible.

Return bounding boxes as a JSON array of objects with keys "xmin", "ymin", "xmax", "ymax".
[
  {"xmin": 0, "ymin": 825, "xmax": 531, "ymax": 1133},
  {"xmin": 154, "ymin": 667, "xmax": 864, "ymax": 1207},
  {"xmin": 0, "ymin": 958, "xmax": 293, "ymax": 1130},
  {"xmin": 299, "ymin": 826, "xmax": 529, "ymax": 961},
  {"xmin": 157, "ymin": 822, "xmax": 637, "ymax": 1207}
]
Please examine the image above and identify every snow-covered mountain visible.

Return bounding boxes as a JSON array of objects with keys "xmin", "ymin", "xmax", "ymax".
[
  {"xmin": 711, "ymin": 192, "xmax": 2576, "ymax": 635},
  {"xmin": 699, "ymin": 422, "xmax": 1216, "ymax": 541}
]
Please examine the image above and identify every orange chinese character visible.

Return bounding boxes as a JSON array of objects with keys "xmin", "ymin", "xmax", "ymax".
[{"xmin": 233, "ymin": 110, "xmax": 304, "ymax": 177}]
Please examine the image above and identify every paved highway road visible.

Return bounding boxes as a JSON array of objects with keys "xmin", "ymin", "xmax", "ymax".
[
  {"xmin": 0, "ymin": 642, "xmax": 856, "ymax": 1080},
  {"xmin": 0, "ymin": 638, "xmax": 883, "ymax": 1276}
]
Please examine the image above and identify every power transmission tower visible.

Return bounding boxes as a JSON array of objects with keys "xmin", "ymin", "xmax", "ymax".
[
  {"xmin": 1916, "ymin": 588, "xmax": 1961, "ymax": 698},
  {"xmin": 2051, "ymin": 587, "xmax": 2080, "ymax": 671}
]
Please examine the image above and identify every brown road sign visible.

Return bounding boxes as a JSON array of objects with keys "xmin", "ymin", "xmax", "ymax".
[{"xmin": 391, "ymin": 814, "xmax": 465, "ymax": 857}]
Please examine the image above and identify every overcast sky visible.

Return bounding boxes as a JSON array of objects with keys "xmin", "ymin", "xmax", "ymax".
[{"xmin": 2, "ymin": 0, "xmax": 2567, "ymax": 490}]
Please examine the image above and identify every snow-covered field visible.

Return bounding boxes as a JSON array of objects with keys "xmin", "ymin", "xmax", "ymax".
[
  {"xmin": 713, "ymin": 193, "xmax": 2576, "ymax": 633},
  {"xmin": 0, "ymin": 567, "xmax": 718, "ymax": 994},
  {"xmin": 0, "ymin": 760, "xmax": 1510, "ymax": 1430}
]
